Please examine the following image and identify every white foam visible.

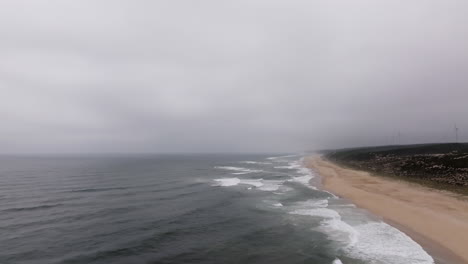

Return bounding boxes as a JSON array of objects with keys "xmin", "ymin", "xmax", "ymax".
[
  {"xmin": 274, "ymin": 166, "xmax": 293, "ymax": 169},
  {"xmin": 213, "ymin": 178, "xmax": 240, "ymax": 186},
  {"xmin": 275, "ymin": 160, "xmax": 302, "ymax": 170},
  {"xmin": 295, "ymin": 199, "xmax": 329, "ymax": 208},
  {"xmin": 290, "ymin": 174, "xmax": 313, "ymax": 185},
  {"xmin": 290, "ymin": 207, "xmax": 358, "ymax": 246},
  {"xmin": 290, "ymin": 198, "xmax": 357, "ymax": 246},
  {"xmin": 345, "ymin": 222, "xmax": 434, "ymax": 264},
  {"xmin": 323, "ymin": 190, "xmax": 339, "ymax": 199},
  {"xmin": 323, "ymin": 217, "xmax": 359, "ymax": 247},
  {"xmin": 333, "ymin": 204, "xmax": 356, "ymax": 208},
  {"xmin": 273, "ymin": 203, "xmax": 283, "ymax": 207},
  {"xmin": 215, "ymin": 166, "xmax": 262, "ymax": 175},
  {"xmin": 240, "ymin": 179, "xmax": 263, "ymax": 188},
  {"xmin": 214, "ymin": 178, "xmax": 263, "ymax": 188},
  {"xmin": 290, "ymin": 204, "xmax": 434, "ymax": 263},
  {"xmin": 281, "ymin": 159, "xmax": 316, "ymax": 188},
  {"xmin": 332, "ymin": 259, "xmax": 343, "ymax": 264},
  {"xmin": 291, "ymin": 207, "xmax": 340, "ymax": 218},
  {"xmin": 240, "ymin": 161, "xmax": 271, "ymax": 165},
  {"xmin": 258, "ymin": 180, "xmax": 283, "ymax": 191},
  {"xmin": 214, "ymin": 177, "xmax": 288, "ymax": 192}
]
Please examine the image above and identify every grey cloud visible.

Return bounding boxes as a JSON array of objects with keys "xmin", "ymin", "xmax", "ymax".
[{"xmin": 1, "ymin": 0, "xmax": 467, "ymax": 153}]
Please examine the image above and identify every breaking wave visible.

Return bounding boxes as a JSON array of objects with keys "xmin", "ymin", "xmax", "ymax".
[{"xmin": 213, "ymin": 155, "xmax": 434, "ymax": 264}]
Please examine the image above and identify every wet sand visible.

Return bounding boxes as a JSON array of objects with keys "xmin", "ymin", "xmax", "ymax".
[{"xmin": 306, "ymin": 156, "xmax": 468, "ymax": 264}]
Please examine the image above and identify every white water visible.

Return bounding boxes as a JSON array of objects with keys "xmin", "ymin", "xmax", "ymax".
[
  {"xmin": 345, "ymin": 222, "xmax": 434, "ymax": 264},
  {"xmin": 240, "ymin": 161, "xmax": 272, "ymax": 165},
  {"xmin": 213, "ymin": 177, "xmax": 241, "ymax": 186},
  {"xmin": 213, "ymin": 156, "xmax": 434, "ymax": 264},
  {"xmin": 213, "ymin": 178, "xmax": 284, "ymax": 192},
  {"xmin": 215, "ymin": 166, "xmax": 262, "ymax": 175},
  {"xmin": 333, "ymin": 259, "xmax": 343, "ymax": 264}
]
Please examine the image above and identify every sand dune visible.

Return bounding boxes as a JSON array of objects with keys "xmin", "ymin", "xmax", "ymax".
[{"xmin": 306, "ymin": 156, "xmax": 468, "ymax": 264}]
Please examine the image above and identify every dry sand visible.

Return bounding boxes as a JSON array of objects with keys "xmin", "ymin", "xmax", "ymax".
[{"xmin": 306, "ymin": 156, "xmax": 468, "ymax": 264}]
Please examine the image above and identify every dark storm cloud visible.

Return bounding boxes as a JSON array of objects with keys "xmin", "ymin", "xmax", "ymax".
[{"xmin": 1, "ymin": 0, "xmax": 467, "ymax": 153}]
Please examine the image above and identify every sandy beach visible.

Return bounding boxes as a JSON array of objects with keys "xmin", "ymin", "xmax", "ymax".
[{"xmin": 306, "ymin": 156, "xmax": 468, "ymax": 264}]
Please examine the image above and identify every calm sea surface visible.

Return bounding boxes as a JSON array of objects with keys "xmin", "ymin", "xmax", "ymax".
[{"xmin": 0, "ymin": 154, "xmax": 434, "ymax": 264}]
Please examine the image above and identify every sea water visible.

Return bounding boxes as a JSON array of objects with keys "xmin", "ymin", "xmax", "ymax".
[{"xmin": 0, "ymin": 154, "xmax": 434, "ymax": 264}]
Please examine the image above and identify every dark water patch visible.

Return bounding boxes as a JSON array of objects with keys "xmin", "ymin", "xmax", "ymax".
[
  {"xmin": 69, "ymin": 186, "xmax": 129, "ymax": 193},
  {"xmin": 2, "ymin": 203, "xmax": 64, "ymax": 212},
  {"xmin": 149, "ymin": 180, "xmax": 205, "ymax": 194},
  {"xmin": 153, "ymin": 188, "xmax": 209, "ymax": 201}
]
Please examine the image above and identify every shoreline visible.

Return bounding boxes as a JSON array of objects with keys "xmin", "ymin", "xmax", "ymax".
[{"xmin": 306, "ymin": 155, "xmax": 468, "ymax": 264}]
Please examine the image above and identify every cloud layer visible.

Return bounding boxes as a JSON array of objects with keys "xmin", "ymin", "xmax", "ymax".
[{"xmin": 1, "ymin": 0, "xmax": 467, "ymax": 153}]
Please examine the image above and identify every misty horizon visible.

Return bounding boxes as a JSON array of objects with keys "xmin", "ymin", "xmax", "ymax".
[{"xmin": 1, "ymin": 0, "xmax": 467, "ymax": 153}]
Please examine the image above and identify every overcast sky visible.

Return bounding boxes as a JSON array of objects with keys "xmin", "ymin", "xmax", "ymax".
[{"xmin": 1, "ymin": 0, "xmax": 467, "ymax": 153}]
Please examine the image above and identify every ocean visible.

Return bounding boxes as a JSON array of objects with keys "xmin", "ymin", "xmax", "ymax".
[{"xmin": 0, "ymin": 154, "xmax": 435, "ymax": 264}]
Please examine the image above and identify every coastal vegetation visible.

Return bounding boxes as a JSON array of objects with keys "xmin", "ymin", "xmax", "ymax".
[{"xmin": 324, "ymin": 143, "xmax": 468, "ymax": 194}]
